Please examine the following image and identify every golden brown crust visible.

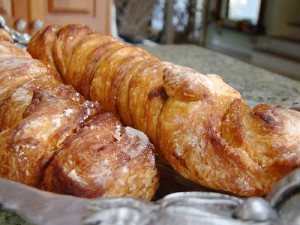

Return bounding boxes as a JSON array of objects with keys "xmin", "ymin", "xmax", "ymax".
[
  {"xmin": 25, "ymin": 25, "xmax": 63, "ymax": 81},
  {"xmin": 76, "ymin": 39, "xmax": 124, "ymax": 99},
  {"xmin": 26, "ymin": 25, "xmax": 61, "ymax": 71},
  {"xmin": 0, "ymin": 57, "xmax": 56, "ymax": 104},
  {"xmin": 0, "ymin": 41, "xmax": 31, "ymax": 59},
  {"xmin": 27, "ymin": 25, "xmax": 300, "ymax": 197},
  {"xmin": 53, "ymin": 24, "xmax": 93, "ymax": 77},
  {"xmin": 117, "ymin": 56, "xmax": 159, "ymax": 126},
  {"xmin": 0, "ymin": 89, "xmax": 101, "ymax": 187},
  {"xmin": 90, "ymin": 45, "xmax": 151, "ymax": 115},
  {"xmin": 0, "ymin": 73, "xmax": 86, "ymax": 132},
  {"xmin": 128, "ymin": 62, "xmax": 169, "ymax": 144},
  {"xmin": 43, "ymin": 113, "xmax": 158, "ymax": 200},
  {"xmin": 0, "ymin": 29, "xmax": 13, "ymax": 42},
  {"xmin": 0, "ymin": 28, "xmax": 159, "ymax": 200},
  {"xmin": 157, "ymin": 71, "xmax": 300, "ymax": 196},
  {"xmin": 66, "ymin": 33, "xmax": 116, "ymax": 93}
]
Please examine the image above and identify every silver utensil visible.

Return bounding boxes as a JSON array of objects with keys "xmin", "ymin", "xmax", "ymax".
[{"xmin": 1, "ymin": 169, "xmax": 300, "ymax": 225}]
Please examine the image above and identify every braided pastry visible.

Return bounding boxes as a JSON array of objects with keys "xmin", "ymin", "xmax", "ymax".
[
  {"xmin": 0, "ymin": 29, "xmax": 159, "ymax": 200},
  {"xmin": 28, "ymin": 24, "xmax": 300, "ymax": 196}
]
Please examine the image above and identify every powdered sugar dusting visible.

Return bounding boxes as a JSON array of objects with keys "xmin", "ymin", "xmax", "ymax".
[
  {"xmin": 121, "ymin": 126, "xmax": 152, "ymax": 159},
  {"xmin": 115, "ymin": 124, "xmax": 121, "ymax": 136},
  {"xmin": 125, "ymin": 126, "xmax": 149, "ymax": 148},
  {"xmin": 113, "ymin": 124, "xmax": 122, "ymax": 141},
  {"xmin": 122, "ymin": 166, "xmax": 129, "ymax": 173},
  {"xmin": 52, "ymin": 117, "xmax": 61, "ymax": 127},
  {"xmin": 64, "ymin": 108, "xmax": 74, "ymax": 116},
  {"xmin": 68, "ymin": 169, "xmax": 87, "ymax": 185}
]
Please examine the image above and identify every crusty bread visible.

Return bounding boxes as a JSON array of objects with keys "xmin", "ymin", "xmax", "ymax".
[
  {"xmin": 0, "ymin": 29, "xmax": 159, "ymax": 200},
  {"xmin": 27, "ymin": 24, "xmax": 300, "ymax": 196}
]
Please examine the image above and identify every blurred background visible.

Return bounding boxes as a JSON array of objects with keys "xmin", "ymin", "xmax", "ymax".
[{"xmin": 0, "ymin": 0, "xmax": 299, "ymax": 80}]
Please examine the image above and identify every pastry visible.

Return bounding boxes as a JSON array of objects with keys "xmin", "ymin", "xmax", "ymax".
[
  {"xmin": 27, "ymin": 24, "xmax": 300, "ymax": 196},
  {"xmin": 0, "ymin": 29, "xmax": 159, "ymax": 200}
]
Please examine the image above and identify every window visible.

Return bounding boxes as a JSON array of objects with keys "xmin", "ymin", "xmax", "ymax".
[{"xmin": 227, "ymin": 0, "xmax": 261, "ymax": 25}]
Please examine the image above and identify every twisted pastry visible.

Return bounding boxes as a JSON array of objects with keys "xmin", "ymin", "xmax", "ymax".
[
  {"xmin": 0, "ymin": 29, "xmax": 159, "ymax": 200},
  {"xmin": 28, "ymin": 24, "xmax": 300, "ymax": 196}
]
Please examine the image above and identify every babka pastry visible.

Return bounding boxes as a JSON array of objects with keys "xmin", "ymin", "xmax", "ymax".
[
  {"xmin": 0, "ymin": 29, "xmax": 159, "ymax": 200},
  {"xmin": 28, "ymin": 24, "xmax": 300, "ymax": 196}
]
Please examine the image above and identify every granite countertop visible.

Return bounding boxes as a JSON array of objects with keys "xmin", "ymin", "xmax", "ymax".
[{"xmin": 1, "ymin": 44, "xmax": 300, "ymax": 225}]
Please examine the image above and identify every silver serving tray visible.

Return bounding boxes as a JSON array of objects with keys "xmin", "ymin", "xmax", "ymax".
[{"xmin": 1, "ymin": 166, "xmax": 300, "ymax": 225}]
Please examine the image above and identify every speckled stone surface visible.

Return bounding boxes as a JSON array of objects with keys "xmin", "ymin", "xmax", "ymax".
[
  {"xmin": 142, "ymin": 44, "xmax": 300, "ymax": 107},
  {"xmin": 1, "ymin": 44, "xmax": 300, "ymax": 225},
  {"xmin": 0, "ymin": 205, "xmax": 31, "ymax": 225}
]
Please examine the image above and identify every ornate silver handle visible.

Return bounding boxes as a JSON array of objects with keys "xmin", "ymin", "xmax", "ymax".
[
  {"xmin": 83, "ymin": 169, "xmax": 300, "ymax": 225},
  {"xmin": 0, "ymin": 15, "xmax": 31, "ymax": 49},
  {"xmin": 32, "ymin": 19, "xmax": 44, "ymax": 31},
  {"xmin": 15, "ymin": 19, "xmax": 27, "ymax": 31}
]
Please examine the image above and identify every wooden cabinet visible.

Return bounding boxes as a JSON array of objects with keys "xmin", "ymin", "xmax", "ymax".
[
  {"xmin": 0, "ymin": 0, "xmax": 114, "ymax": 35},
  {"xmin": 0, "ymin": 0, "xmax": 29, "ymax": 32}
]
